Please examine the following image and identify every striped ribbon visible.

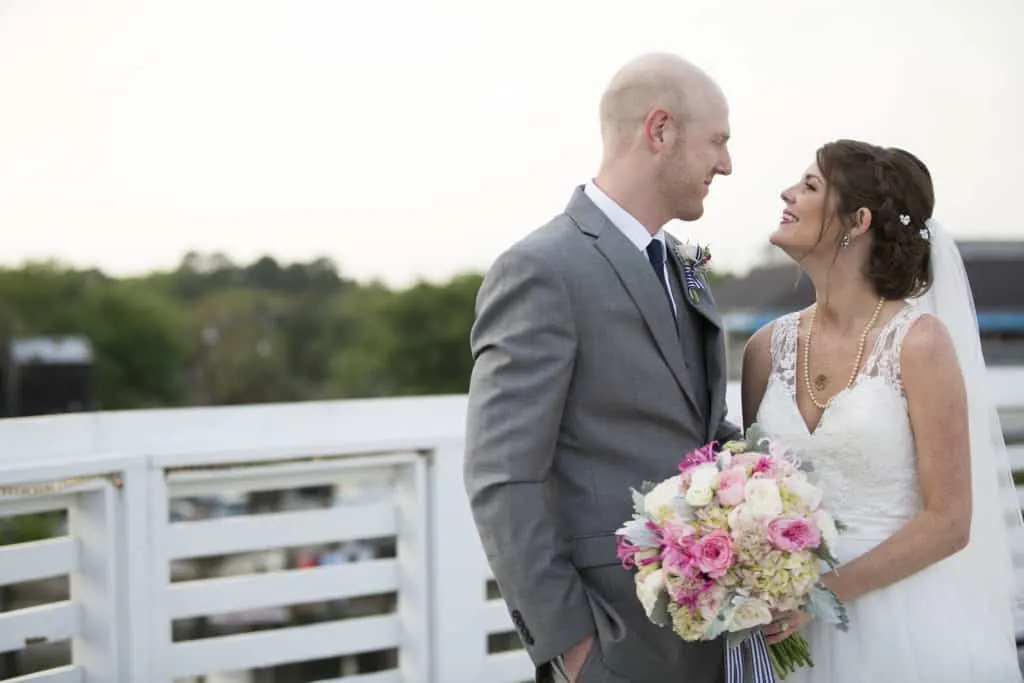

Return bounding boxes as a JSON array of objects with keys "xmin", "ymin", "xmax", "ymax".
[
  {"xmin": 683, "ymin": 264, "xmax": 706, "ymax": 293},
  {"xmin": 726, "ymin": 630, "xmax": 777, "ymax": 683}
]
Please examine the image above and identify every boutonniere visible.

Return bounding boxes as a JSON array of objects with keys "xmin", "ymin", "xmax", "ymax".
[{"xmin": 672, "ymin": 241, "xmax": 712, "ymax": 303}]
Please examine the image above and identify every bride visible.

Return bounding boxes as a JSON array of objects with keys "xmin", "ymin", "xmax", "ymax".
[{"xmin": 741, "ymin": 139, "xmax": 1022, "ymax": 681}]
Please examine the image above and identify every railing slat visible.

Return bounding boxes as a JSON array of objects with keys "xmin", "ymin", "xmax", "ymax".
[
  {"xmin": 169, "ymin": 614, "xmax": 400, "ymax": 678},
  {"xmin": 167, "ymin": 501, "xmax": 397, "ymax": 560},
  {"xmin": 0, "ymin": 602, "xmax": 80, "ymax": 655},
  {"xmin": 482, "ymin": 599, "xmax": 514, "ymax": 634},
  {"xmin": 1009, "ymin": 445, "xmax": 1024, "ymax": 471},
  {"xmin": 313, "ymin": 671, "xmax": 402, "ymax": 683},
  {"xmin": 0, "ymin": 537, "xmax": 79, "ymax": 587},
  {"xmin": 167, "ymin": 558, "xmax": 400, "ymax": 618},
  {"xmin": 165, "ymin": 454, "xmax": 411, "ymax": 499},
  {"xmin": 5, "ymin": 666, "xmax": 83, "ymax": 683},
  {"xmin": 0, "ymin": 494, "xmax": 74, "ymax": 519}
]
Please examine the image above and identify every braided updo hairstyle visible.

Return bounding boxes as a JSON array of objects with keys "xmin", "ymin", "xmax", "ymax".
[{"xmin": 816, "ymin": 139, "xmax": 934, "ymax": 299}]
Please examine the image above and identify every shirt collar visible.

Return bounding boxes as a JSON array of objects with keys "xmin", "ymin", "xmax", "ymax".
[{"xmin": 583, "ymin": 180, "xmax": 664, "ymax": 251}]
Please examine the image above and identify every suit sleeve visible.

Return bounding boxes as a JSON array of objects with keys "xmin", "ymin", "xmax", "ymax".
[
  {"xmin": 714, "ymin": 358, "xmax": 744, "ymax": 444},
  {"xmin": 463, "ymin": 246, "xmax": 594, "ymax": 665}
]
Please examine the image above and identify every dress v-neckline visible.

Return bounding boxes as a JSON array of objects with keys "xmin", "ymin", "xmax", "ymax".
[{"xmin": 788, "ymin": 305, "xmax": 909, "ymax": 437}]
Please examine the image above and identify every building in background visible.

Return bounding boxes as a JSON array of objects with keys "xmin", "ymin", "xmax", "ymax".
[
  {"xmin": 715, "ymin": 240, "xmax": 1024, "ymax": 379},
  {"xmin": 0, "ymin": 336, "xmax": 95, "ymax": 417}
]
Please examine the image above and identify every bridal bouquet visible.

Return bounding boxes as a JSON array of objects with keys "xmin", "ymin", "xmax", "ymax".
[{"xmin": 615, "ymin": 425, "xmax": 848, "ymax": 680}]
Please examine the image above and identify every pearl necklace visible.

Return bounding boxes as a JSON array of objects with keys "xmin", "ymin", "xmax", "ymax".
[{"xmin": 803, "ymin": 297, "xmax": 885, "ymax": 410}]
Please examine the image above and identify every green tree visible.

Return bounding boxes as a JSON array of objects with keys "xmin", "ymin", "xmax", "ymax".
[
  {"xmin": 327, "ymin": 282, "xmax": 397, "ymax": 397},
  {"xmin": 374, "ymin": 273, "xmax": 482, "ymax": 395},
  {"xmin": 0, "ymin": 254, "xmax": 503, "ymax": 408},
  {"xmin": 186, "ymin": 289, "xmax": 298, "ymax": 405}
]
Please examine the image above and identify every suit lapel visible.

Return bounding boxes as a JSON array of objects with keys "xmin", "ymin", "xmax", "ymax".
[
  {"xmin": 665, "ymin": 235, "xmax": 722, "ymax": 331},
  {"xmin": 566, "ymin": 189, "xmax": 703, "ymax": 417}
]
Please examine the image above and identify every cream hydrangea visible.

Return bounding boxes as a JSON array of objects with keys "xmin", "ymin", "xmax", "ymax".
[
  {"xmin": 695, "ymin": 503, "xmax": 730, "ymax": 530},
  {"xmin": 669, "ymin": 602, "xmax": 710, "ymax": 640}
]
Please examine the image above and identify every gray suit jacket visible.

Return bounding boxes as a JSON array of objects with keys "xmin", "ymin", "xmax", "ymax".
[{"xmin": 465, "ymin": 187, "xmax": 741, "ymax": 683}]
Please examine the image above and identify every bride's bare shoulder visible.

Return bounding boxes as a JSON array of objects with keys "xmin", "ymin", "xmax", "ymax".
[
  {"xmin": 900, "ymin": 311, "xmax": 956, "ymax": 367},
  {"xmin": 741, "ymin": 312, "xmax": 802, "ymax": 427},
  {"xmin": 742, "ymin": 321, "xmax": 773, "ymax": 370}
]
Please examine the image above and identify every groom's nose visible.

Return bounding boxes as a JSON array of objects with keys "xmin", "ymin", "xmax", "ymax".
[{"xmin": 717, "ymin": 150, "xmax": 733, "ymax": 176}]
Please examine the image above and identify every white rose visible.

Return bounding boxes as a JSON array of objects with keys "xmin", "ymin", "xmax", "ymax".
[
  {"xmin": 684, "ymin": 464, "xmax": 719, "ymax": 507},
  {"xmin": 812, "ymin": 509, "xmax": 839, "ymax": 546},
  {"xmin": 726, "ymin": 596, "xmax": 774, "ymax": 631},
  {"xmin": 783, "ymin": 475, "xmax": 823, "ymax": 511},
  {"xmin": 636, "ymin": 570, "xmax": 666, "ymax": 618},
  {"xmin": 677, "ymin": 243, "xmax": 698, "ymax": 262},
  {"xmin": 644, "ymin": 475, "xmax": 684, "ymax": 519},
  {"xmin": 742, "ymin": 478, "xmax": 783, "ymax": 519},
  {"xmin": 728, "ymin": 504, "xmax": 759, "ymax": 533}
]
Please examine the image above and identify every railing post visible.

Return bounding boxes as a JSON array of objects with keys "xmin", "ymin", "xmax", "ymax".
[
  {"xmin": 395, "ymin": 454, "xmax": 431, "ymax": 682},
  {"xmin": 427, "ymin": 439, "xmax": 491, "ymax": 683},
  {"xmin": 146, "ymin": 468, "xmax": 173, "ymax": 683},
  {"xmin": 69, "ymin": 480, "xmax": 121, "ymax": 682},
  {"xmin": 118, "ymin": 462, "xmax": 153, "ymax": 683}
]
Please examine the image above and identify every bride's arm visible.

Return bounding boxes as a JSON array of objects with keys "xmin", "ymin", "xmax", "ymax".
[
  {"xmin": 740, "ymin": 322, "xmax": 774, "ymax": 430},
  {"xmin": 821, "ymin": 314, "xmax": 972, "ymax": 603}
]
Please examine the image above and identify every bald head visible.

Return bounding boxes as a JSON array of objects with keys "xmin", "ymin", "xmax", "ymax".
[
  {"xmin": 592, "ymin": 52, "xmax": 732, "ymax": 226},
  {"xmin": 598, "ymin": 52, "xmax": 723, "ymax": 152}
]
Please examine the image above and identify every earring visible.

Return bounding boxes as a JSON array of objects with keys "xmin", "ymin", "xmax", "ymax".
[{"xmin": 840, "ymin": 234, "xmax": 851, "ymax": 249}]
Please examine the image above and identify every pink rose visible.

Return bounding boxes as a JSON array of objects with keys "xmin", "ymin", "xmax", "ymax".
[
  {"xmin": 716, "ymin": 467, "xmax": 748, "ymax": 507},
  {"xmin": 692, "ymin": 529, "xmax": 734, "ymax": 578},
  {"xmin": 766, "ymin": 516, "xmax": 821, "ymax": 552}
]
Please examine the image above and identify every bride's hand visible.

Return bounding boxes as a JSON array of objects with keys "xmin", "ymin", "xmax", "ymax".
[{"xmin": 764, "ymin": 609, "xmax": 811, "ymax": 645}]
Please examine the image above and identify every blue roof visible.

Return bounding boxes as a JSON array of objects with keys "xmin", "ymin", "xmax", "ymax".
[{"xmin": 723, "ymin": 310, "xmax": 1024, "ymax": 335}]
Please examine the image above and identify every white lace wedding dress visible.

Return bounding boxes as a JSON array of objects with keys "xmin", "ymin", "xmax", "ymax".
[{"xmin": 756, "ymin": 304, "xmax": 1022, "ymax": 682}]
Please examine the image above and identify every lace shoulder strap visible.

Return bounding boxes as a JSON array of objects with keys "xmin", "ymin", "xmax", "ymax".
[
  {"xmin": 768, "ymin": 311, "xmax": 801, "ymax": 392},
  {"xmin": 861, "ymin": 303, "xmax": 927, "ymax": 394}
]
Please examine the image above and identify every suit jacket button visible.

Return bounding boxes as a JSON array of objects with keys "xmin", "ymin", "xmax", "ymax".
[{"xmin": 510, "ymin": 610, "xmax": 534, "ymax": 645}]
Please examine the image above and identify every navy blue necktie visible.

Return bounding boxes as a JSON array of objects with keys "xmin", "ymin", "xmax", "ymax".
[{"xmin": 645, "ymin": 239, "xmax": 675, "ymax": 317}]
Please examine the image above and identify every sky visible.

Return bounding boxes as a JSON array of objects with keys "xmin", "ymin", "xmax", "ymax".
[{"xmin": 0, "ymin": 0, "xmax": 1021, "ymax": 287}]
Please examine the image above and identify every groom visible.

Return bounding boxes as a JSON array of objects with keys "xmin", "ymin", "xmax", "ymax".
[{"xmin": 464, "ymin": 52, "xmax": 740, "ymax": 683}]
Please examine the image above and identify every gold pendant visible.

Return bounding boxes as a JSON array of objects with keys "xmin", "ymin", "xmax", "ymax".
[{"xmin": 813, "ymin": 374, "xmax": 828, "ymax": 391}]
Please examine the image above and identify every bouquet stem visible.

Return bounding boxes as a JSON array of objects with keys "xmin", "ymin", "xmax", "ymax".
[{"xmin": 768, "ymin": 634, "xmax": 813, "ymax": 680}]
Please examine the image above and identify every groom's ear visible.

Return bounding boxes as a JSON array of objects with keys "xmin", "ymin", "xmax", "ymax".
[{"xmin": 644, "ymin": 109, "xmax": 671, "ymax": 148}]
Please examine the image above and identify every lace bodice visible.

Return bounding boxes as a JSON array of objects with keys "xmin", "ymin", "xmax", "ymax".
[{"xmin": 756, "ymin": 304, "xmax": 927, "ymax": 542}]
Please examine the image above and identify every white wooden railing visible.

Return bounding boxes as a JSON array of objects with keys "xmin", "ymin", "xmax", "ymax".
[{"xmin": 0, "ymin": 370, "xmax": 1022, "ymax": 683}]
